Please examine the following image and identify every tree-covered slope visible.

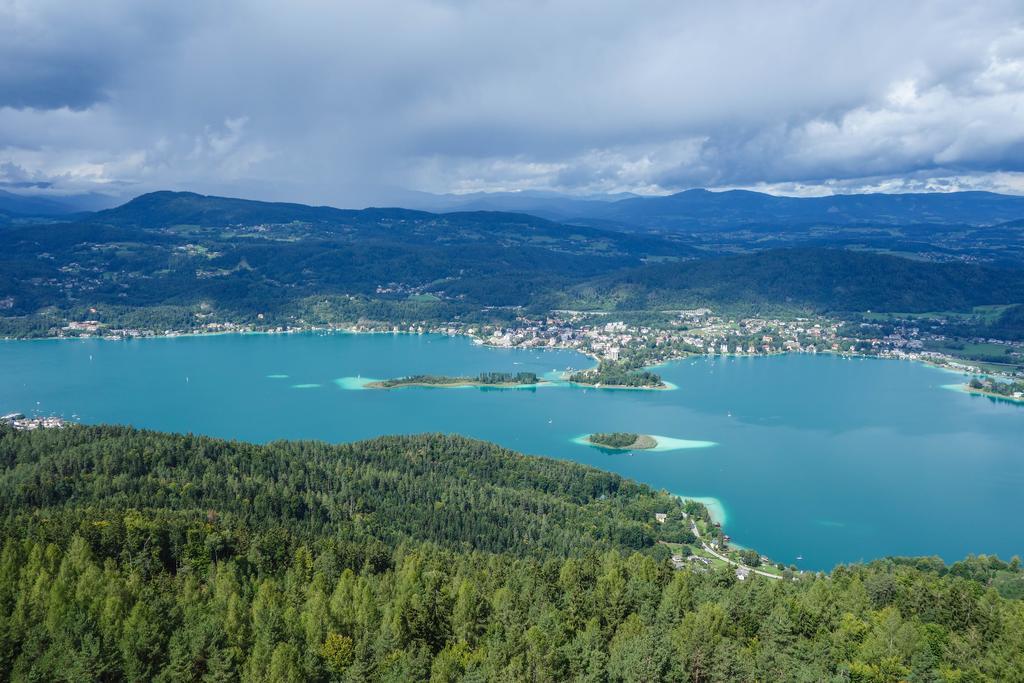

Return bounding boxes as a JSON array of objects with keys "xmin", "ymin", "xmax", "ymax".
[
  {"xmin": 87, "ymin": 190, "xmax": 438, "ymax": 229},
  {"xmin": 0, "ymin": 426, "xmax": 680, "ymax": 559},
  {"xmin": 1, "ymin": 425, "xmax": 1023, "ymax": 681},
  {"xmin": 578, "ymin": 248, "xmax": 1024, "ymax": 313},
  {"xmin": 3, "ymin": 191, "xmax": 1024, "ymax": 336},
  {"xmin": 0, "ymin": 191, "xmax": 691, "ymax": 321}
]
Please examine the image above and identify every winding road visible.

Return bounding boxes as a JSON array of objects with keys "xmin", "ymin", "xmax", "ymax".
[{"xmin": 689, "ymin": 518, "xmax": 782, "ymax": 580}]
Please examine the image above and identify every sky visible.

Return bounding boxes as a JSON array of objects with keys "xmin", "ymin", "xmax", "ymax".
[{"xmin": 2, "ymin": 0, "xmax": 1024, "ymax": 207}]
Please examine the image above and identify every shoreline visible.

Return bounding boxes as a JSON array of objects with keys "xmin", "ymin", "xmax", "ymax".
[
  {"xmin": 585, "ymin": 433, "xmax": 658, "ymax": 450},
  {"xmin": 677, "ymin": 494, "xmax": 727, "ymax": 527},
  {"xmin": 4, "ymin": 321, "xmax": 1017, "ymax": 387},
  {"xmin": 364, "ymin": 378, "xmax": 551, "ymax": 390},
  {"xmin": 951, "ymin": 383, "xmax": 1024, "ymax": 404},
  {"xmin": 564, "ymin": 379, "xmax": 676, "ymax": 391},
  {"xmin": 572, "ymin": 434, "xmax": 717, "ymax": 452}
]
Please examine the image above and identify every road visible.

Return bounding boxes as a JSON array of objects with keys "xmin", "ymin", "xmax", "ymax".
[{"xmin": 689, "ymin": 518, "xmax": 782, "ymax": 580}]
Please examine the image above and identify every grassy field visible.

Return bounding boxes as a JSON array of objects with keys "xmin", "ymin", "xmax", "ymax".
[
  {"xmin": 862, "ymin": 304, "xmax": 1015, "ymax": 323},
  {"xmin": 923, "ymin": 339, "xmax": 1022, "ymax": 371}
]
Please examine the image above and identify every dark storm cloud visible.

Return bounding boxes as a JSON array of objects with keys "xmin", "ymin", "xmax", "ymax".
[
  {"xmin": 0, "ymin": 55, "xmax": 108, "ymax": 111},
  {"xmin": 2, "ymin": 0, "xmax": 1024, "ymax": 204},
  {"xmin": 0, "ymin": 3, "xmax": 199, "ymax": 110}
]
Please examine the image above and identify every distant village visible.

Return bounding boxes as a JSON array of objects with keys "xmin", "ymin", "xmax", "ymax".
[
  {"xmin": 0, "ymin": 413, "xmax": 67, "ymax": 431},
  {"xmin": 33, "ymin": 305, "xmax": 1024, "ymax": 380},
  {"xmin": 466, "ymin": 309, "xmax": 844, "ymax": 363}
]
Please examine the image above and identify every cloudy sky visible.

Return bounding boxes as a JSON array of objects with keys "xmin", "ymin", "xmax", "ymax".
[{"xmin": 2, "ymin": 0, "xmax": 1024, "ymax": 206}]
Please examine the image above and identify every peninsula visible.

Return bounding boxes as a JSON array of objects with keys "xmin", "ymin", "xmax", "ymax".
[
  {"xmin": 587, "ymin": 432, "xmax": 658, "ymax": 449},
  {"xmin": 366, "ymin": 371, "xmax": 545, "ymax": 389},
  {"xmin": 568, "ymin": 362, "xmax": 667, "ymax": 389},
  {"xmin": 963, "ymin": 377, "xmax": 1024, "ymax": 403}
]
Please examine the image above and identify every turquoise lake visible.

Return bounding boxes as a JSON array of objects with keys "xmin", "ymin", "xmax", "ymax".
[{"xmin": 2, "ymin": 331, "xmax": 1021, "ymax": 570}]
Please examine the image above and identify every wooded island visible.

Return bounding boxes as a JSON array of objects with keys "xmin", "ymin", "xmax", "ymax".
[
  {"xmin": 965, "ymin": 376, "xmax": 1024, "ymax": 402},
  {"xmin": 568, "ymin": 362, "xmax": 667, "ymax": 388},
  {"xmin": 588, "ymin": 432, "xmax": 658, "ymax": 449},
  {"xmin": 367, "ymin": 371, "xmax": 543, "ymax": 389}
]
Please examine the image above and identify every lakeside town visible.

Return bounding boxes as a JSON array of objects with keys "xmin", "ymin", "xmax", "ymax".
[
  {"xmin": 23, "ymin": 306, "xmax": 1024, "ymax": 382},
  {"xmin": 0, "ymin": 413, "xmax": 67, "ymax": 431}
]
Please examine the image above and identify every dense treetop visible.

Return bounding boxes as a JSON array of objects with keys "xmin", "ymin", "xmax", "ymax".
[
  {"xmin": 1, "ymin": 425, "xmax": 1023, "ymax": 681},
  {"xmin": 569, "ymin": 364, "xmax": 665, "ymax": 388},
  {"xmin": 587, "ymin": 433, "xmax": 644, "ymax": 449},
  {"xmin": 0, "ymin": 426, "xmax": 678, "ymax": 560},
  {"xmin": 577, "ymin": 248, "xmax": 1024, "ymax": 313}
]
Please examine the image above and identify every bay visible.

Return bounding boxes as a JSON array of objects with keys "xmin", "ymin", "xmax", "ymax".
[{"xmin": 2, "ymin": 331, "xmax": 1021, "ymax": 570}]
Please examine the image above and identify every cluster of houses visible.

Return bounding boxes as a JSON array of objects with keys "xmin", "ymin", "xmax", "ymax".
[
  {"xmin": 456, "ymin": 311, "xmax": 1021, "ymax": 381},
  {"xmin": 657, "ymin": 511, "xmax": 780, "ymax": 582},
  {"xmin": 462, "ymin": 312, "xmax": 844, "ymax": 364},
  {"xmin": 672, "ymin": 317, "xmax": 842, "ymax": 356},
  {"xmin": 0, "ymin": 413, "xmax": 66, "ymax": 431}
]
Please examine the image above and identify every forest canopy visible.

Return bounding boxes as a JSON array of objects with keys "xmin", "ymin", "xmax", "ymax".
[{"xmin": 0, "ymin": 425, "xmax": 1022, "ymax": 681}]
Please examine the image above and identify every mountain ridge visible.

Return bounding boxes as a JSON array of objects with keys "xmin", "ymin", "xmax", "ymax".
[
  {"xmin": 398, "ymin": 187, "xmax": 1024, "ymax": 230},
  {"xmin": 32, "ymin": 186, "xmax": 1024, "ymax": 230},
  {"xmin": 2, "ymin": 190, "xmax": 1023, "ymax": 335}
]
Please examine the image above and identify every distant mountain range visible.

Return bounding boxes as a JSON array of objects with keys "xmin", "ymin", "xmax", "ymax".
[
  {"xmin": 5, "ymin": 186, "xmax": 1024, "ymax": 230},
  {"xmin": 0, "ymin": 189, "xmax": 121, "ymax": 216},
  {"xmin": 404, "ymin": 188, "xmax": 1024, "ymax": 231},
  {"xmin": 394, "ymin": 189, "xmax": 635, "ymax": 220}
]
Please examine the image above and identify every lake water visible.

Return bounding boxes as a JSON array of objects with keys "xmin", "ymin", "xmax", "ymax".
[{"xmin": 2, "ymin": 331, "xmax": 1021, "ymax": 570}]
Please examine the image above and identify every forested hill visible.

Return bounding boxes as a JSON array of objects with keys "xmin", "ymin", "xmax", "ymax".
[
  {"xmin": 1, "ymin": 425, "xmax": 1023, "ymax": 680},
  {"xmin": 0, "ymin": 191, "xmax": 691, "ymax": 322},
  {"xmin": 576, "ymin": 248, "xmax": 1024, "ymax": 313},
  {"xmin": 81, "ymin": 191, "xmax": 681, "ymax": 256},
  {"xmin": 0, "ymin": 426, "xmax": 678, "ymax": 558},
  {"xmin": 88, "ymin": 190, "xmax": 421, "ymax": 228},
  {"xmin": 3, "ymin": 191, "xmax": 1024, "ymax": 337}
]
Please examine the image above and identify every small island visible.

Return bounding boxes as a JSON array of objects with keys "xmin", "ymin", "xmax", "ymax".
[
  {"xmin": 963, "ymin": 377, "xmax": 1024, "ymax": 403},
  {"xmin": 366, "ymin": 371, "xmax": 545, "ymax": 389},
  {"xmin": 568, "ymin": 362, "xmax": 667, "ymax": 389},
  {"xmin": 587, "ymin": 432, "xmax": 658, "ymax": 449}
]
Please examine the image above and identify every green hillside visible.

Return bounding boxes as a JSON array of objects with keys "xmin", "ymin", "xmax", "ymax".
[
  {"xmin": 577, "ymin": 248, "xmax": 1024, "ymax": 313},
  {"xmin": 2, "ymin": 192, "xmax": 1024, "ymax": 337},
  {"xmin": 0, "ymin": 425, "xmax": 1022, "ymax": 681}
]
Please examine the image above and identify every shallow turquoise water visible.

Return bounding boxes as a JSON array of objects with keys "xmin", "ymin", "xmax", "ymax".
[{"xmin": 2, "ymin": 331, "xmax": 1021, "ymax": 570}]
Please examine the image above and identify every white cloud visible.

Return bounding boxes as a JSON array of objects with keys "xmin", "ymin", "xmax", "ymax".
[{"xmin": 1, "ymin": 0, "xmax": 1023, "ymax": 204}]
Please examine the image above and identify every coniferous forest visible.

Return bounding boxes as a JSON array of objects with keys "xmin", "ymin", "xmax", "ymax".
[{"xmin": 1, "ymin": 425, "xmax": 1022, "ymax": 681}]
